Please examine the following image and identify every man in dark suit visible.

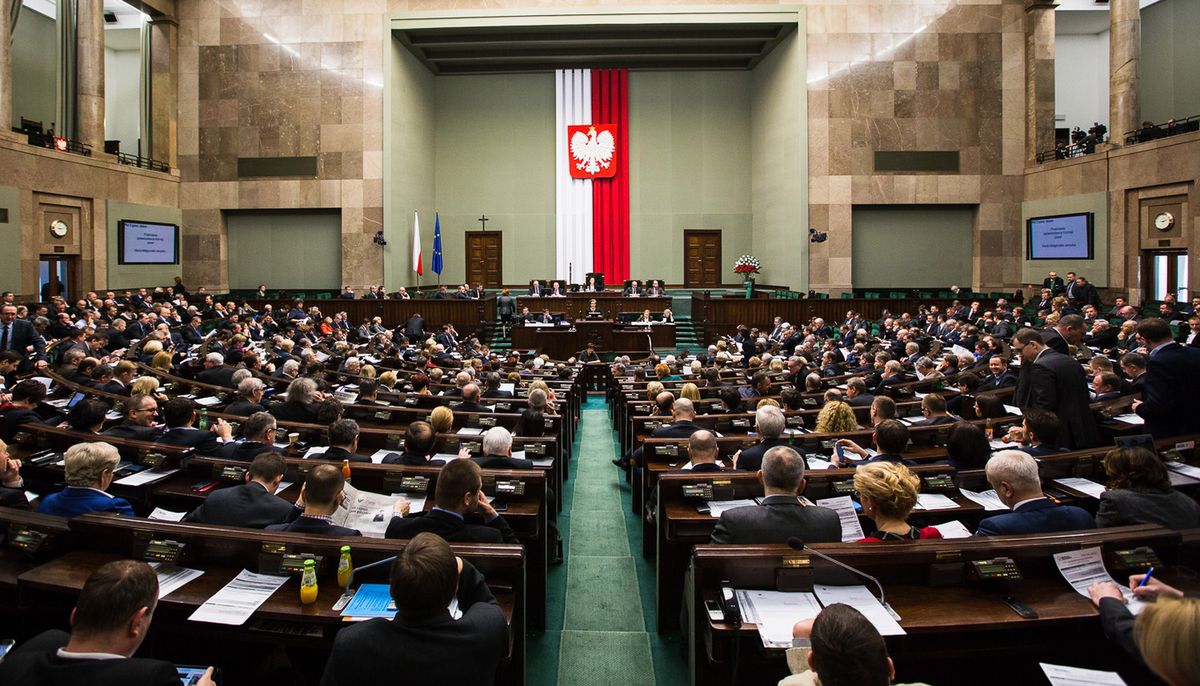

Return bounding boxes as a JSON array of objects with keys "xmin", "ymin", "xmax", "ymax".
[
  {"xmin": 481, "ymin": 372, "xmax": 514, "ymax": 399},
  {"xmin": 266, "ymin": 463, "xmax": 371, "ymax": 536},
  {"xmin": 0, "ymin": 304, "xmax": 46, "ymax": 369},
  {"xmin": 1040, "ymin": 314, "xmax": 1085, "ymax": 356},
  {"xmin": 614, "ymin": 397, "xmax": 705, "ymax": 469},
  {"xmin": 403, "ymin": 313, "xmax": 425, "ymax": 340},
  {"xmin": 386, "ymin": 458, "xmax": 517, "ymax": 543},
  {"xmin": 1069, "ymin": 276, "xmax": 1102, "ymax": 309},
  {"xmin": 979, "ymin": 355, "xmax": 1017, "ymax": 390},
  {"xmin": 907, "ymin": 393, "xmax": 957, "ymax": 426},
  {"xmin": 975, "ymin": 450, "xmax": 1095, "ymax": 536},
  {"xmin": 157, "ymin": 397, "xmax": 231, "ymax": 455},
  {"xmin": 710, "ymin": 446, "xmax": 841, "ymax": 544},
  {"xmin": 452, "ymin": 383, "xmax": 492, "ymax": 414},
  {"xmin": 435, "ymin": 324, "xmax": 458, "ymax": 349},
  {"xmin": 181, "ymin": 315, "xmax": 205, "ymax": 347},
  {"xmin": 1085, "ymin": 319, "xmax": 1119, "ymax": 350},
  {"xmin": 471, "ymin": 426, "xmax": 534, "ymax": 470},
  {"xmin": 183, "ymin": 453, "xmax": 300, "ymax": 528},
  {"xmin": 323, "ymin": 419, "xmax": 372, "ymax": 463},
  {"xmin": 1178, "ymin": 315, "xmax": 1200, "ymax": 347},
  {"xmin": 225, "ymin": 377, "xmax": 267, "ymax": 416},
  {"xmin": 319, "ymin": 532, "xmax": 507, "ymax": 686},
  {"xmin": 1133, "ymin": 318, "xmax": 1200, "ymax": 439},
  {"xmin": 220, "ymin": 411, "xmax": 283, "ymax": 461},
  {"xmin": 1043, "ymin": 271, "xmax": 1065, "ymax": 296},
  {"xmin": 381, "ymin": 421, "xmax": 446, "ymax": 467},
  {"xmin": 733, "ymin": 405, "xmax": 790, "ymax": 472},
  {"xmin": 1012, "ymin": 328, "xmax": 1099, "ymax": 449},
  {"xmin": 832, "ymin": 420, "xmax": 916, "ymax": 468},
  {"xmin": 844, "ymin": 377, "xmax": 875, "ymax": 408},
  {"xmin": 196, "ymin": 352, "xmax": 237, "ymax": 388},
  {"xmin": 102, "ymin": 393, "xmax": 164, "ymax": 442},
  {"xmin": 0, "ymin": 561, "xmax": 217, "ymax": 686}
]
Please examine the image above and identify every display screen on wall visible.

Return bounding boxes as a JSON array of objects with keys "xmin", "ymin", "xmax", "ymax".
[
  {"xmin": 117, "ymin": 220, "xmax": 179, "ymax": 265},
  {"xmin": 1026, "ymin": 212, "xmax": 1093, "ymax": 260}
]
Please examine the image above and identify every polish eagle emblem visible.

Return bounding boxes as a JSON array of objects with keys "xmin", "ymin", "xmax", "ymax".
[{"xmin": 567, "ymin": 124, "xmax": 617, "ymax": 179}]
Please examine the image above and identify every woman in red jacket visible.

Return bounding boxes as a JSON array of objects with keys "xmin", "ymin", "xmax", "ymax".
[{"xmin": 853, "ymin": 462, "xmax": 943, "ymax": 542}]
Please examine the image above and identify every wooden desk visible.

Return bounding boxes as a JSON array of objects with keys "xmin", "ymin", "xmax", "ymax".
[
  {"xmin": 242, "ymin": 298, "xmax": 497, "ymax": 340},
  {"xmin": 510, "ymin": 322, "xmax": 675, "ymax": 357},
  {"xmin": 689, "ymin": 526, "xmax": 1191, "ymax": 686},
  {"xmin": 515, "ymin": 294, "xmax": 671, "ymax": 320}
]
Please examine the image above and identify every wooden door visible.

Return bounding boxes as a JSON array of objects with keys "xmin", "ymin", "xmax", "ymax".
[
  {"xmin": 466, "ymin": 232, "xmax": 502, "ymax": 287},
  {"xmin": 38, "ymin": 256, "xmax": 79, "ymax": 302},
  {"xmin": 684, "ymin": 230, "xmax": 722, "ymax": 287}
]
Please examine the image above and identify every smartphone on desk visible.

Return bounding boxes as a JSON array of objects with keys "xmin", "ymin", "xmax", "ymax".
[
  {"xmin": 489, "ymin": 499, "xmax": 509, "ymax": 513},
  {"xmin": 177, "ymin": 666, "xmax": 213, "ymax": 686}
]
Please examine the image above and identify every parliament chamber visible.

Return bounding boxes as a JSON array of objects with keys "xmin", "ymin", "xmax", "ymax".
[{"xmin": 1, "ymin": 1, "xmax": 1200, "ymax": 686}]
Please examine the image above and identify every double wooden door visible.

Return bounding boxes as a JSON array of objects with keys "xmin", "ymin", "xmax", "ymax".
[
  {"xmin": 466, "ymin": 232, "xmax": 502, "ymax": 287},
  {"xmin": 684, "ymin": 230, "xmax": 722, "ymax": 287}
]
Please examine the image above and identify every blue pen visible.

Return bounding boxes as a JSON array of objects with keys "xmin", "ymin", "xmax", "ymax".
[{"xmin": 1137, "ymin": 567, "xmax": 1155, "ymax": 588}]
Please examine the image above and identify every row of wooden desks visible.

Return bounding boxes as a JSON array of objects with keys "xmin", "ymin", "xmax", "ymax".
[
  {"xmin": 0, "ymin": 511, "xmax": 527, "ymax": 686},
  {"xmin": 510, "ymin": 322, "xmax": 675, "ymax": 358}
]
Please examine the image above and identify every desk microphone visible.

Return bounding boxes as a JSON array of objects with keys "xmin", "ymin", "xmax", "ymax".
[{"xmin": 786, "ymin": 537, "xmax": 886, "ymax": 606}]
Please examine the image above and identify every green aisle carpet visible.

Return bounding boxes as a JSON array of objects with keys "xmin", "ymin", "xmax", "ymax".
[{"xmin": 527, "ymin": 396, "xmax": 687, "ymax": 686}]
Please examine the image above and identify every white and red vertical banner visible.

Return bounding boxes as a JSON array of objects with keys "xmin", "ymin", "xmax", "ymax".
[{"xmin": 555, "ymin": 68, "xmax": 629, "ymax": 282}]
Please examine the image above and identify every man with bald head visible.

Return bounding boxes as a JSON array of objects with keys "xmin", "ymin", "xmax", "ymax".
[
  {"xmin": 453, "ymin": 383, "xmax": 492, "ymax": 414},
  {"xmin": 614, "ymin": 398, "xmax": 705, "ymax": 470},
  {"xmin": 683, "ymin": 430, "xmax": 723, "ymax": 473}
]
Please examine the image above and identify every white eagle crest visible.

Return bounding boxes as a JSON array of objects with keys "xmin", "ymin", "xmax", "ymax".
[{"xmin": 570, "ymin": 126, "xmax": 615, "ymax": 175}]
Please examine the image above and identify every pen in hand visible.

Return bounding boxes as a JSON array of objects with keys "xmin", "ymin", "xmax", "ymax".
[{"xmin": 1136, "ymin": 567, "xmax": 1155, "ymax": 588}]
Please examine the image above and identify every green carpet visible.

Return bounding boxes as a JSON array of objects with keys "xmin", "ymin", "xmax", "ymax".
[{"xmin": 528, "ymin": 396, "xmax": 687, "ymax": 686}]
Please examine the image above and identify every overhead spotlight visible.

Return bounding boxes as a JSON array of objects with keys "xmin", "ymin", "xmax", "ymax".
[
  {"xmin": 372, "ymin": 230, "xmax": 387, "ymax": 246},
  {"xmin": 808, "ymin": 228, "xmax": 827, "ymax": 243}
]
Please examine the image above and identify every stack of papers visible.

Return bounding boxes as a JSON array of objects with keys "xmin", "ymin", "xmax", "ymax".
[
  {"xmin": 1110, "ymin": 413, "xmax": 1144, "ymax": 426},
  {"xmin": 814, "ymin": 584, "xmax": 905, "ymax": 635},
  {"xmin": 148, "ymin": 508, "xmax": 187, "ymax": 522},
  {"xmin": 150, "ymin": 562, "xmax": 204, "ymax": 599},
  {"xmin": 735, "ymin": 590, "xmax": 822, "ymax": 648},
  {"xmin": 705, "ymin": 500, "xmax": 756, "ymax": 517},
  {"xmin": 959, "ymin": 488, "xmax": 1008, "ymax": 511},
  {"xmin": 1054, "ymin": 477, "xmax": 1107, "ymax": 499},
  {"xmin": 913, "ymin": 493, "xmax": 957, "ymax": 510},
  {"xmin": 114, "ymin": 469, "xmax": 180, "ymax": 487},
  {"xmin": 930, "ymin": 520, "xmax": 972, "ymax": 538},
  {"xmin": 814, "ymin": 496, "xmax": 865, "ymax": 542}
]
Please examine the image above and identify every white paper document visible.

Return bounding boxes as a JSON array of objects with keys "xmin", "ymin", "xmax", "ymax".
[
  {"xmin": 189, "ymin": 569, "xmax": 288, "ymax": 625},
  {"xmin": 959, "ymin": 488, "xmax": 1008, "ymax": 511},
  {"xmin": 813, "ymin": 584, "xmax": 906, "ymax": 636},
  {"xmin": 815, "ymin": 496, "xmax": 865, "ymax": 542},
  {"xmin": 114, "ymin": 468, "xmax": 180, "ymax": 487},
  {"xmin": 1053, "ymin": 547, "xmax": 1145, "ymax": 614},
  {"xmin": 735, "ymin": 589, "xmax": 823, "ymax": 648},
  {"xmin": 1166, "ymin": 462, "xmax": 1200, "ymax": 479},
  {"xmin": 1054, "ymin": 477, "xmax": 1106, "ymax": 499},
  {"xmin": 705, "ymin": 499, "xmax": 757, "ymax": 517},
  {"xmin": 1110, "ymin": 413, "xmax": 1144, "ymax": 426},
  {"xmin": 334, "ymin": 483, "xmax": 403, "ymax": 537},
  {"xmin": 148, "ymin": 507, "xmax": 187, "ymax": 522},
  {"xmin": 806, "ymin": 456, "xmax": 832, "ymax": 470},
  {"xmin": 368, "ymin": 449, "xmax": 395, "ymax": 464},
  {"xmin": 149, "ymin": 562, "xmax": 204, "ymax": 599},
  {"xmin": 1039, "ymin": 663, "xmax": 1127, "ymax": 686},
  {"xmin": 913, "ymin": 493, "xmax": 958, "ymax": 511},
  {"xmin": 931, "ymin": 520, "xmax": 972, "ymax": 538},
  {"xmin": 456, "ymin": 427, "xmax": 484, "ymax": 436},
  {"xmin": 194, "ymin": 396, "xmax": 221, "ymax": 407},
  {"xmin": 1003, "ymin": 404, "xmax": 1022, "ymax": 416},
  {"xmin": 303, "ymin": 446, "xmax": 330, "ymax": 459}
]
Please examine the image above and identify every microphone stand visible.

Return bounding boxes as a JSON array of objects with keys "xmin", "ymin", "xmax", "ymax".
[{"xmin": 787, "ymin": 537, "xmax": 886, "ymax": 606}]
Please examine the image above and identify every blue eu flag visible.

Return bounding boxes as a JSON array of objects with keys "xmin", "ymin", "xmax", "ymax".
[{"xmin": 432, "ymin": 213, "xmax": 443, "ymax": 276}]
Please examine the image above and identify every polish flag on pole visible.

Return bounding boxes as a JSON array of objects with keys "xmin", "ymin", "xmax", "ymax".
[{"xmin": 412, "ymin": 210, "xmax": 423, "ymax": 276}]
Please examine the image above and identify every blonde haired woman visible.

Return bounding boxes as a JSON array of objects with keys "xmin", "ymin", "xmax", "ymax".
[
  {"xmin": 151, "ymin": 351, "xmax": 175, "ymax": 373},
  {"xmin": 430, "ymin": 405, "xmax": 454, "ymax": 434},
  {"xmin": 814, "ymin": 399, "xmax": 858, "ymax": 434},
  {"xmin": 645, "ymin": 381, "xmax": 664, "ymax": 402},
  {"xmin": 378, "ymin": 370, "xmax": 397, "ymax": 391},
  {"xmin": 130, "ymin": 376, "xmax": 167, "ymax": 404},
  {"xmin": 852, "ymin": 462, "xmax": 942, "ymax": 542},
  {"xmin": 679, "ymin": 383, "xmax": 701, "ymax": 402}
]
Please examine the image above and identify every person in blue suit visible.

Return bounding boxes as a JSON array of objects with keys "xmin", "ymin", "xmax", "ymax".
[
  {"xmin": 37, "ymin": 442, "xmax": 135, "ymax": 518},
  {"xmin": 974, "ymin": 450, "xmax": 1094, "ymax": 536}
]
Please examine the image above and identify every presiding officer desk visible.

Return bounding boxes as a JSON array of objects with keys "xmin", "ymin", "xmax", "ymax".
[
  {"xmin": 2, "ymin": 511, "xmax": 526, "ymax": 686},
  {"xmin": 689, "ymin": 524, "xmax": 1200, "ymax": 686},
  {"xmin": 510, "ymin": 321, "xmax": 676, "ymax": 358}
]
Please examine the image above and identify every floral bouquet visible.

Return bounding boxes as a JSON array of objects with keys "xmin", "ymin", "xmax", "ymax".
[{"xmin": 733, "ymin": 255, "xmax": 761, "ymax": 282}]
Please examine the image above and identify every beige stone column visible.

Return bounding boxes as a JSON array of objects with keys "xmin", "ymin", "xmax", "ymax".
[
  {"xmin": 0, "ymin": 5, "xmax": 11, "ymax": 131},
  {"xmin": 76, "ymin": 0, "xmax": 105, "ymax": 151},
  {"xmin": 1109, "ymin": 0, "xmax": 1140, "ymax": 142},
  {"xmin": 1025, "ymin": 0, "xmax": 1057, "ymax": 163},
  {"xmin": 149, "ymin": 19, "xmax": 177, "ymax": 167}
]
